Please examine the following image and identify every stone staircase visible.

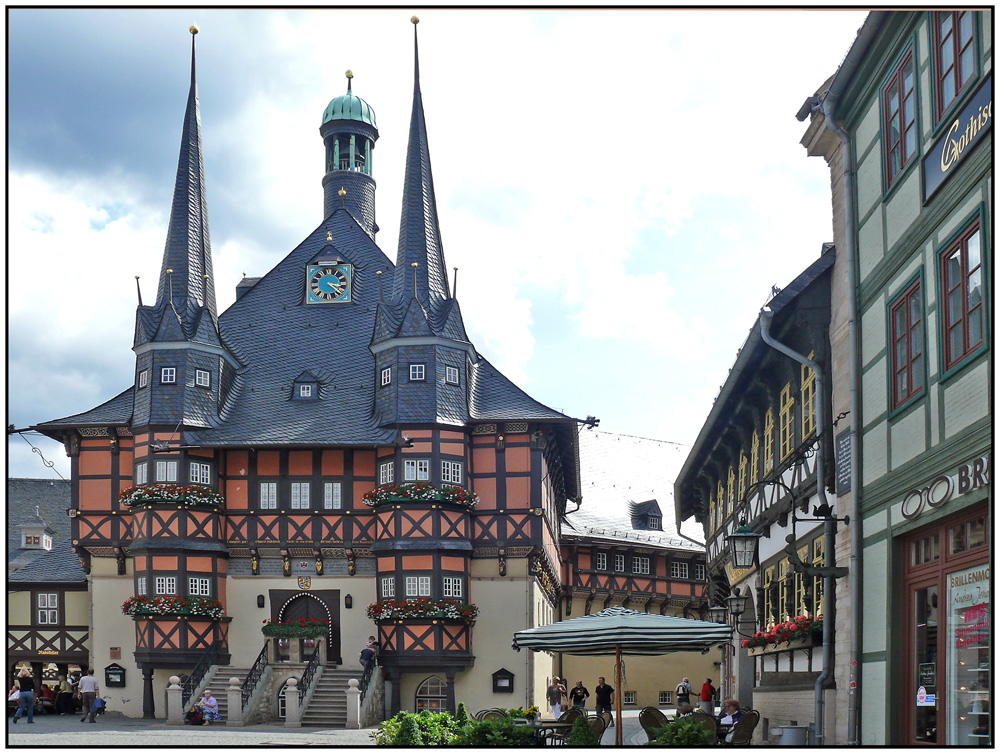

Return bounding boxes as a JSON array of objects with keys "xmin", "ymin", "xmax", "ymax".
[
  {"xmin": 300, "ymin": 667, "xmax": 357, "ymax": 727},
  {"xmin": 205, "ymin": 666, "xmax": 252, "ymax": 721}
]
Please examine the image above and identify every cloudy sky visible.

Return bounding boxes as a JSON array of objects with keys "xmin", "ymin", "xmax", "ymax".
[{"xmin": 8, "ymin": 7, "xmax": 869, "ymax": 480}]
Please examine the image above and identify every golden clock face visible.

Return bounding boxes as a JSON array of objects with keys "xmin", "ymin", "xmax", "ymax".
[{"xmin": 306, "ymin": 264, "xmax": 351, "ymax": 303}]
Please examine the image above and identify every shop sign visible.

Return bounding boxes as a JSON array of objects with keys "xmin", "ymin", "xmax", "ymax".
[
  {"xmin": 916, "ymin": 686, "xmax": 936, "ymax": 707},
  {"xmin": 923, "ymin": 75, "xmax": 992, "ymax": 202},
  {"xmin": 950, "ymin": 565, "xmax": 989, "ymax": 648},
  {"xmin": 900, "ymin": 452, "xmax": 991, "ymax": 520},
  {"xmin": 918, "ymin": 663, "xmax": 936, "ymax": 686}
]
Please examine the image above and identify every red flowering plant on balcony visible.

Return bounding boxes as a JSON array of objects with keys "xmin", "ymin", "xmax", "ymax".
[
  {"xmin": 362, "ymin": 482, "xmax": 478, "ymax": 508},
  {"xmin": 261, "ymin": 617, "xmax": 330, "ymax": 639},
  {"xmin": 121, "ymin": 595, "xmax": 225, "ymax": 619},
  {"xmin": 366, "ymin": 598, "xmax": 480, "ymax": 624},
  {"xmin": 119, "ymin": 483, "xmax": 225, "ymax": 509},
  {"xmin": 741, "ymin": 614, "xmax": 822, "ymax": 649}
]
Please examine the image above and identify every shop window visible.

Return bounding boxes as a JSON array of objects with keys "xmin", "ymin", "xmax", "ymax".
[
  {"xmin": 763, "ymin": 409, "xmax": 775, "ymax": 472},
  {"xmin": 890, "ymin": 280, "xmax": 925, "ymax": 408},
  {"xmin": 882, "ymin": 48, "xmax": 917, "ymax": 188},
  {"xmin": 911, "ymin": 534, "xmax": 940, "ymax": 566},
  {"xmin": 911, "ymin": 584, "xmax": 940, "ymax": 742},
  {"xmin": 933, "ymin": 11, "xmax": 976, "ymax": 119},
  {"xmin": 779, "ymin": 384, "xmax": 795, "ymax": 461},
  {"xmin": 940, "ymin": 223, "xmax": 984, "ymax": 372},
  {"xmin": 415, "ymin": 676, "xmax": 448, "ymax": 711},
  {"xmin": 947, "ymin": 563, "xmax": 990, "ymax": 744},
  {"xmin": 801, "ymin": 355, "xmax": 817, "ymax": 438}
]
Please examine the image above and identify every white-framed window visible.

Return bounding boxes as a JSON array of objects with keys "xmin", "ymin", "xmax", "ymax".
[
  {"xmin": 324, "ymin": 482, "xmax": 342, "ymax": 510},
  {"xmin": 443, "ymin": 577, "xmax": 463, "ymax": 598},
  {"xmin": 659, "ymin": 691, "xmax": 672, "ymax": 706},
  {"xmin": 380, "ymin": 367, "xmax": 392, "ymax": 386},
  {"xmin": 404, "ymin": 459, "xmax": 430, "ymax": 481},
  {"xmin": 445, "ymin": 365, "xmax": 460, "ymax": 385},
  {"xmin": 155, "ymin": 576, "xmax": 176, "ymax": 595},
  {"xmin": 670, "ymin": 561, "xmax": 689, "ymax": 579},
  {"xmin": 291, "ymin": 482, "xmax": 311, "ymax": 509},
  {"xmin": 381, "ymin": 576, "xmax": 395, "ymax": 598},
  {"xmin": 379, "ymin": 460, "xmax": 395, "ymax": 485},
  {"xmin": 188, "ymin": 577, "xmax": 211, "ymax": 597},
  {"xmin": 409, "ymin": 364, "xmax": 426, "ymax": 381},
  {"xmin": 160, "ymin": 367, "xmax": 176, "ymax": 384},
  {"xmin": 259, "ymin": 482, "xmax": 278, "ymax": 509},
  {"xmin": 195, "ymin": 369, "xmax": 210, "ymax": 387},
  {"xmin": 596, "ymin": 552, "xmax": 608, "ymax": 571},
  {"xmin": 623, "ymin": 691, "xmax": 637, "ymax": 705},
  {"xmin": 633, "ymin": 556, "xmax": 650, "ymax": 575},
  {"xmin": 614, "ymin": 554, "xmax": 625, "ymax": 572},
  {"xmin": 406, "ymin": 576, "xmax": 431, "ymax": 597},
  {"xmin": 138, "ymin": 369, "xmax": 149, "ymax": 388},
  {"xmin": 441, "ymin": 460, "xmax": 463, "ymax": 485},
  {"xmin": 156, "ymin": 460, "xmax": 178, "ymax": 482},
  {"xmin": 695, "ymin": 563, "xmax": 706, "ymax": 581},
  {"xmin": 37, "ymin": 593, "xmax": 59, "ymax": 625},
  {"xmin": 648, "ymin": 516, "xmax": 661, "ymax": 530},
  {"xmin": 137, "ymin": 577, "xmax": 147, "ymax": 596},
  {"xmin": 189, "ymin": 462, "xmax": 211, "ymax": 485},
  {"xmin": 135, "ymin": 462, "xmax": 148, "ymax": 485},
  {"xmin": 298, "ymin": 383, "xmax": 313, "ymax": 398}
]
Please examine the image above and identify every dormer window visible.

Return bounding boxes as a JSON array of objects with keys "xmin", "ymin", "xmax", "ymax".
[
  {"xmin": 292, "ymin": 371, "xmax": 320, "ymax": 400},
  {"xmin": 299, "ymin": 384, "xmax": 313, "ymax": 398},
  {"xmin": 648, "ymin": 516, "xmax": 661, "ymax": 530}
]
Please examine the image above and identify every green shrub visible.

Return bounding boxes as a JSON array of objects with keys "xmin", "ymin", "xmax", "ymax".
[
  {"xmin": 566, "ymin": 715, "xmax": 600, "ymax": 746},
  {"xmin": 372, "ymin": 710, "xmax": 459, "ymax": 746},
  {"xmin": 393, "ymin": 714, "xmax": 424, "ymax": 746},
  {"xmin": 455, "ymin": 702, "xmax": 469, "ymax": 725},
  {"xmin": 646, "ymin": 716, "xmax": 712, "ymax": 746},
  {"xmin": 452, "ymin": 716, "xmax": 535, "ymax": 747}
]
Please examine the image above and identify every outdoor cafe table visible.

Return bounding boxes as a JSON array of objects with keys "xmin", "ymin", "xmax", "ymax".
[{"xmin": 513, "ymin": 719, "xmax": 576, "ymax": 744}]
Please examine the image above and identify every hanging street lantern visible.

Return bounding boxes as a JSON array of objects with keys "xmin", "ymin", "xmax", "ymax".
[{"xmin": 727, "ymin": 522, "xmax": 762, "ymax": 569}]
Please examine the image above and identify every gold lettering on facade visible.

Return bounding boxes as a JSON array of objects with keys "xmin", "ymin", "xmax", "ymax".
[{"xmin": 941, "ymin": 99, "xmax": 993, "ymax": 173}]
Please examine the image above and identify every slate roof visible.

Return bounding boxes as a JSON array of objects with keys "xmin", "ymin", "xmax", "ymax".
[
  {"xmin": 563, "ymin": 430, "xmax": 705, "ymax": 552},
  {"xmin": 35, "ymin": 389, "xmax": 133, "ymax": 432},
  {"xmin": 7, "ymin": 478, "xmax": 85, "ymax": 583},
  {"xmin": 469, "ymin": 357, "xmax": 571, "ymax": 422}
]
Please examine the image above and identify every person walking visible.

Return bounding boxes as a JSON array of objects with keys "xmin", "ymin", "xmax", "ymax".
[
  {"xmin": 675, "ymin": 676, "xmax": 691, "ymax": 707},
  {"xmin": 57, "ymin": 675, "xmax": 74, "ymax": 715},
  {"xmin": 569, "ymin": 680, "xmax": 590, "ymax": 710},
  {"xmin": 12, "ymin": 669, "xmax": 35, "ymax": 724},
  {"xmin": 594, "ymin": 676, "xmax": 615, "ymax": 727},
  {"xmin": 699, "ymin": 678, "xmax": 716, "ymax": 715},
  {"xmin": 78, "ymin": 669, "xmax": 101, "ymax": 723},
  {"xmin": 546, "ymin": 677, "xmax": 566, "ymax": 718}
]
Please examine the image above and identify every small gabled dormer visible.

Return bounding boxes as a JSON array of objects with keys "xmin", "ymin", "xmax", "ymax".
[
  {"xmin": 19, "ymin": 508, "xmax": 55, "ymax": 551},
  {"xmin": 292, "ymin": 371, "xmax": 320, "ymax": 401},
  {"xmin": 629, "ymin": 500, "xmax": 664, "ymax": 532}
]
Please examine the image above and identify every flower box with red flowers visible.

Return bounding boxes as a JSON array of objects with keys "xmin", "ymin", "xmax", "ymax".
[
  {"xmin": 366, "ymin": 598, "xmax": 480, "ymax": 625},
  {"xmin": 261, "ymin": 617, "xmax": 330, "ymax": 639},
  {"xmin": 362, "ymin": 482, "xmax": 479, "ymax": 508},
  {"xmin": 119, "ymin": 483, "xmax": 225, "ymax": 509},
  {"xmin": 742, "ymin": 615, "xmax": 823, "ymax": 656},
  {"xmin": 122, "ymin": 595, "xmax": 225, "ymax": 619}
]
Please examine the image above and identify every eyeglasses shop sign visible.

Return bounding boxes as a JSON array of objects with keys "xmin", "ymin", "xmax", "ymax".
[
  {"xmin": 923, "ymin": 75, "xmax": 992, "ymax": 202},
  {"xmin": 900, "ymin": 452, "xmax": 991, "ymax": 520}
]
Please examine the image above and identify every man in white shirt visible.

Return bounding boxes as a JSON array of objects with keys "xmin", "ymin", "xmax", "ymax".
[{"xmin": 78, "ymin": 669, "xmax": 100, "ymax": 723}]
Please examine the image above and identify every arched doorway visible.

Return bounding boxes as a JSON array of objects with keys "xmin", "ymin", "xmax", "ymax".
[{"xmin": 278, "ymin": 593, "xmax": 333, "ymax": 658}]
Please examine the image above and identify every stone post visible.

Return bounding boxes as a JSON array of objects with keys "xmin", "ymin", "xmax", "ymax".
[
  {"xmin": 318, "ymin": 636, "xmax": 327, "ymax": 665},
  {"xmin": 284, "ymin": 677, "xmax": 300, "ymax": 727},
  {"xmin": 267, "ymin": 637, "xmax": 277, "ymax": 664},
  {"xmin": 226, "ymin": 677, "xmax": 244, "ymax": 727},
  {"xmin": 290, "ymin": 638, "xmax": 301, "ymax": 663},
  {"xmin": 166, "ymin": 676, "xmax": 184, "ymax": 726},
  {"xmin": 345, "ymin": 678, "xmax": 361, "ymax": 729}
]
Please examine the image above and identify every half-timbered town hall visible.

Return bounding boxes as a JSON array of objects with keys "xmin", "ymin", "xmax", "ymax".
[{"xmin": 25, "ymin": 22, "xmax": 712, "ymax": 722}]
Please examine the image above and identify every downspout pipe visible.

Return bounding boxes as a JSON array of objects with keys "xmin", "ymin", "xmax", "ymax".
[
  {"xmin": 822, "ymin": 91, "xmax": 863, "ymax": 747},
  {"xmin": 759, "ymin": 308, "xmax": 833, "ymax": 746}
]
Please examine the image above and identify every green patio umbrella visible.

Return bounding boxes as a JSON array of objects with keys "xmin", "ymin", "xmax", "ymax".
[{"xmin": 513, "ymin": 606, "xmax": 732, "ymax": 745}]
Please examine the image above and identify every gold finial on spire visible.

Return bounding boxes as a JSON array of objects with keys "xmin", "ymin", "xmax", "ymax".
[
  {"xmin": 135, "ymin": 275, "xmax": 140, "ymax": 280},
  {"xmin": 338, "ymin": 187, "xmax": 347, "ymax": 197},
  {"xmin": 411, "ymin": 16, "xmax": 419, "ymax": 24},
  {"xmin": 203, "ymin": 274, "xmax": 209, "ymax": 280},
  {"xmin": 189, "ymin": 23, "xmax": 199, "ymax": 35},
  {"xmin": 167, "ymin": 268, "xmax": 174, "ymax": 274},
  {"xmin": 346, "ymin": 70, "xmax": 353, "ymax": 79},
  {"xmin": 327, "ymin": 230, "xmax": 333, "ymax": 242}
]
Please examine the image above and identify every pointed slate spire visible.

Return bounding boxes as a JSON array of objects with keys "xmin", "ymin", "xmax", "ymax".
[
  {"xmin": 152, "ymin": 24, "xmax": 217, "ymax": 332},
  {"xmin": 392, "ymin": 17, "xmax": 451, "ymax": 311}
]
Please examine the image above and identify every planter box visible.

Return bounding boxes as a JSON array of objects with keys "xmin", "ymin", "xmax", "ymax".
[{"xmin": 747, "ymin": 633, "xmax": 822, "ymax": 656}]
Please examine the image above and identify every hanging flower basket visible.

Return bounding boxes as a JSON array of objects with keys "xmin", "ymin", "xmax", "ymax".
[
  {"xmin": 362, "ymin": 482, "xmax": 478, "ymax": 508},
  {"xmin": 122, "ymin": 595, "xmax": 225, "ymax": 619},
  {"xmin": 366, "ymin": 598, "xmax": 479, "ymax": 624},
  {"xmin": 261, "ymin": 617, "xmax": 330, "ymax": 638},
  {"xmin": 120, "ymin": 483, "xmax": 225, "ymax": 509}
]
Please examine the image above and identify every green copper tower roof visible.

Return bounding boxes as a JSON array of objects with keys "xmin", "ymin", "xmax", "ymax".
[{"xmin": 322, "ymin": 71, "xmax": 377, "ymax": 127}]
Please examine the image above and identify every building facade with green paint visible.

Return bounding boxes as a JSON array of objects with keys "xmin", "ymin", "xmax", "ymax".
[{"xmin": 801, "ymin": 9, "xmax": 991, "ymax": 746}]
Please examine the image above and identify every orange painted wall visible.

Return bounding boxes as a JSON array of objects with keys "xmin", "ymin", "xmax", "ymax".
[
  {"xmin": 288, "ymin": 451, "xmax": 312, "ymax": 476},
  {"xmin": 186, "ymin": 556, "xmax": 214, "ymax": 572},
  {"xmin": 441, "ymin": 556, "xmax": 465, "ymax": 571},
  {"xmin": 133, "ymin": 555, "xmax": 148, "ymax": 570},
  {"xmin": 152, "ymin": 555, "xmax": 179, "ymax": 570},
  {"xmin": 505, "ymin": 446, "xmax": 530, "ymax": 474},
  {"xmin": 118, "ymin": 452, "xmax": 133, "ymax": 478},
  {"xmin": 378, "ymin": 557, "xmax": 395, "ymax": 571},
  {"xmin": 226, "ymin": 451, "xmax": 249, "ymax": 476},
  {"xmin": 354, "ymin": 480, "xmax": 375, "ymax": 504},
  {"xmin": 401, "ymin": 555, "xmax": 434, "ymax": 570},
  {"xmin": 355, "ymin": 451, "xmax": 376, "ymax": 478},
  {"xmin": 578, "ymin": 551, "xmax": 591, "ymax": 570},
  {"xmin": 79, "ymin": 479, "xmax": 112, "ymax": 508},
  {"xmin": 257, "ymin": 451, "xmax": 280, "ymax": 476},
  {"xmin": 474, "ymin": 478, "xmax": 496, "ymax": 509},
  {"xmin": 472, "ymin": 447, "xmax": 496, "ymax": 474},
  {"xmin": 226, "ymin": 480, "xmax": 248, "ymax": 509},
  {"xmin": 440, "ymin": 430, "xmax": 464, "ymax": 441},
  {"xmin": 404, "ymin": 442, "xmax": 433, "ymax": 454},
  {"xmin": 79, "ymin": 449, "xmax": 112, "ymax": 476},
  {"xmin": 189, "ymin": 448, "xmax": 213, "ymax": 459},
  {"xmin": 321, "ymin": 450, "xmax": 344, "ymax": 476},
  {"xmin": 506, "ymin": 477, "xmax": 530, "ymax": 507}
]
